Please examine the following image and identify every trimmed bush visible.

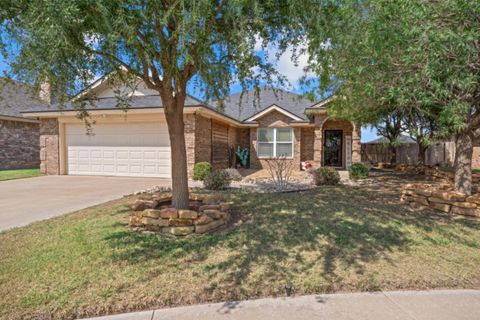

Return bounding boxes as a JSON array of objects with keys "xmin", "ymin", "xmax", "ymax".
[
  {"xmin": 193, "ymin": 162, "xmax": 212, "ymax": 181},
  {"xmin": 313, "ymin": 167, "xmax": 340, "ymax": 185},
  {"xmin": 223, "ymin": 168, "xmax": 243, "ymax": 181},
  {"xmin": 348, "ymin": 163, "xmax": 369, "ymax": 180},
  {"xmin": 203, "ymin": 170, "xmax": 232, "ymax": 190}
]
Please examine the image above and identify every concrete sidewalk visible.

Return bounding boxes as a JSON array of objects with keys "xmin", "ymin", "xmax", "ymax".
[{"xmin": 81, "ymin": 289, "xmax": 480, "ymax": 320}]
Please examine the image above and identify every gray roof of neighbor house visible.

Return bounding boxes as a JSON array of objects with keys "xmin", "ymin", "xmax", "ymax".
[
  {"xmin": 212, "ymin": 88, "xmax": 315, "ymax": 121},
  {"xmin": 0, "ymin": 78, "xmax": 48, "ymax": 119},
  {"xmin": 365, "ymin": 135, "xmax": 417, "ymax": 145}
]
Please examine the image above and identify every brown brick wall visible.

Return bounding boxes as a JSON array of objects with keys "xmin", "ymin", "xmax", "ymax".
[
  {"xmin": 312, "ymin": 114, "xmax": 360, "ymax": 169},
  {"xmin": 301, "ymin": 127, "xmax": 314, "ymax": 161},
  {"xmin": 0, "ymin": 119, "xmax": 40, "ymax": 169},
  {"xmin": 237, "ymin": 128, "xmax": 250, "ymax": 149},
  {"xmin": 39, "ymin": 118, "xmax": 59, "ymax": 175},
  {"xmin": 313, "ymin": 114, "xmax": 328, "ymax": 166},
  {"xmin": 193, "ymin": 114, "xmax": 212, "ymax": 165},
  {"xmin": 184, "ymin": 114, "xmax": 196, "ymax": 177},
  {"xmin": 473, "ymin": 146, "xmax": 480, "ymax": 169},
  {"xmin": 249, "ymin": 110, "xmax": 301, "ymax": 170},
  {"xmin": 322, "ymin": 119, "xmax": 353, "ymax": 168},
  {"xmin": 257, "ymin": 110, "xmax": 292, "ymax": 128}
]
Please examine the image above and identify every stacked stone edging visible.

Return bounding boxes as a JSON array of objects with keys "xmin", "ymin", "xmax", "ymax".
[
  {"xmin": 129, "ymin": 192, "xmax": 232, "ymax": 235},
  {"xmin": 401, "ymin": 183, "xmax": 480, "ymax": 217},
  {"xmin": 395, "ymin": 164, "xmax": 480, "ymax": 184}
]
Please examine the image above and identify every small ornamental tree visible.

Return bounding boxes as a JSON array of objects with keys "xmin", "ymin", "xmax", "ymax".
[
  {"xmin": 0, "ymin": 0, "xmax": 307, "ymax": 208},
  {"xmin": 375, "ymin": 113, "xmax": 402, "ymax": 165},
  {"xmin": 403, "ymin": 110, "xmax": 438, "ymax": 165}
]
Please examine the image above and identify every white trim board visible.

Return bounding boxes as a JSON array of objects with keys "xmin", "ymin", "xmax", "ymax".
[{"xmin": 245, "ymin": 104, "xmax": 303, "ymax": 122}]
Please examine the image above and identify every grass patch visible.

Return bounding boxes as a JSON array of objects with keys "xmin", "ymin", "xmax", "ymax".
[
  {"xmin": 0, "ymin": 185, "xmax": 479, "ymax": 319},
  {"xmin": 0, "ymin": 168, "xmax": 40, "ymax": 181}
]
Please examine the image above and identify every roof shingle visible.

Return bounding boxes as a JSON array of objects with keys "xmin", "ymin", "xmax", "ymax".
[
  {"xmin": 212, "ymin": 88, "xmax": 314, "ymax": 121},
  {"xmin": 0, "ymin": 78, "xmax": 48, "ymax": 119}
]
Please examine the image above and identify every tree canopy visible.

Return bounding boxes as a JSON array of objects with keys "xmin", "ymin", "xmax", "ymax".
[
  {"xmin": 0, "ymin": 0, "xmax": 310, "ymax": 207},
  {"xmin": 304, "ymin": 0, "xmax": 480, "ymax": 193}
]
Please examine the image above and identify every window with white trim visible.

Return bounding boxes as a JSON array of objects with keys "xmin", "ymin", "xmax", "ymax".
[{"xmin": 257, "ymin": 128, "xmax": 294, "ymax": 158}]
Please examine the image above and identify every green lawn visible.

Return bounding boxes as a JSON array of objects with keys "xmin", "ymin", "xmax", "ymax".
[
  {"xmin": 0, "ymin": 168, "xmax": 40, "ymax": 181},
  {"xmin": 0, "ymin": 183, "xmax": 479, "ymax": 319}
]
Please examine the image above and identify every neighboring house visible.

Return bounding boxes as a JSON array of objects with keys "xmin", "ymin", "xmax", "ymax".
[
  {"xmin": 22, "ymin": 75, "xmax": 361, "ymax": 178},
  {"xmin": 0, "ymin": 78, "xmax": 49, "ymax": 170}
]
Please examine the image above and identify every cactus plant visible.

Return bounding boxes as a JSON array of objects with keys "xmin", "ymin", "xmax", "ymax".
[{"xmin": 236, "ymin": 146, "xmax": 249, "ymax": 167}]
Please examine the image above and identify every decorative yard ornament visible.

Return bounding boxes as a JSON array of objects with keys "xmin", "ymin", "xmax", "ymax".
[
  {"xmin": 236, "ymin": 146, "xmax": 250, "ymax": 168},
  {"xmin": 284, "ymin": 283, "xmax": 294, "ymax": 297}
]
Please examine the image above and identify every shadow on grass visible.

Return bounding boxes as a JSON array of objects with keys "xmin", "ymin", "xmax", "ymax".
[{"xmin": 103, "ymin": 178, "xmax": 480, "ymax": 296}]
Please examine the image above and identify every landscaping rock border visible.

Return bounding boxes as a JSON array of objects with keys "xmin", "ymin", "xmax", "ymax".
[
  {"xmin": 129, "ymin": 192, "xmax": 231, "ymax": 235},
  {"xmin": 401, "ymin": 183, "xmax": 480, "ymax": 217},
  {"xmin": 395, "ymin": 164, "xmax": 480, "ymax": 184}
]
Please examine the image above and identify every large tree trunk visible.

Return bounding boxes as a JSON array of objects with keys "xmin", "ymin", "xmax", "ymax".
[
  {"xmin": 454, "ymin": 132, "xmax": 473, "ymax": 195},
  {"xmin": 164, "ymin": 100, "xmax": 190, "ymax": 209},
  {"xmin": 389, "ymin": 145, "xmax": 397, "ymax": 165},
  {"xmin": 418, "ymin": 144, "xmax": 427, "ymax": 165}
]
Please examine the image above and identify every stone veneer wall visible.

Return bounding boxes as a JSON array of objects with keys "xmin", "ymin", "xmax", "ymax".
[
  {"xmin": 39, "ymin": 118, "xmax": 59, "ymax": 175},
  {"xmin": 249, "ymin": 110, "xmax": 301, "ymax": 170},
  {"xmin": 352, "ymin": 122, "xmax": 362, "ymax": 163},
  {"xmin": 0, "ymin": 119, "xmax": 40, "ymax": 169}
]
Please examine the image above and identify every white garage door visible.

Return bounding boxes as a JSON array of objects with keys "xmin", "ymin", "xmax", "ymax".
[{"xmin": 66, "ymin": 122, "xmax": 171, "ymax": 178}]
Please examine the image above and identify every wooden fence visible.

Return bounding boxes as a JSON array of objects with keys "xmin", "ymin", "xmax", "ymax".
[{"xmin": 361, "ymin": 141, "xmax": 456, "ymax": 166}]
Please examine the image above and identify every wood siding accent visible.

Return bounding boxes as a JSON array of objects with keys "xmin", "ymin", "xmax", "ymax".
[{"xmin": 212, "ymin": 121, "xmax": 230, "ymax": 169}]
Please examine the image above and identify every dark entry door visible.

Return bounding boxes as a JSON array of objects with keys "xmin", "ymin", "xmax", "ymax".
[{"xmin": 324, "ymin": 130, "xmax": 343, "ymax": 167}]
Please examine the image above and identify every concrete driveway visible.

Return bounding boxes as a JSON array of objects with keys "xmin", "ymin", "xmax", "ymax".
[{"xmin": 0, "ymin": 175, "xmax": 170, "ymax": 231}]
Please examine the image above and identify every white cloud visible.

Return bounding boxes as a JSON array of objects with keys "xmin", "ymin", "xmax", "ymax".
[{"xmin": 253, "ymin": 36, "xmax": 313, "ymax": 90}]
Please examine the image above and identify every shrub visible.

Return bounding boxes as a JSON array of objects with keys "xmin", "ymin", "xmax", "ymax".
[
  {"xmin": 193, "ymin": 162, "xmax": 212, "ymax": 181},
  {"xmin": 203, "ymin": 170, "xmax": 232, "ymax": 190},
  {"xmin": 313, "ymin": 167, "xmax": 340, "ymax": 185},
  {"xmin": 223, "ymin": 168, "xmax": 243, "ymax": 181},
  {"xmin": 348, "ymin": 163, "xmax": 369, "ymax": 180},
  {"xmin": 265, "ymin": 156, "xmax": 293, "ymax": 188}
]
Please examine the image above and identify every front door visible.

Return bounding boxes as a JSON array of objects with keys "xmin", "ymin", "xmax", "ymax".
[{"xmin": 324, "ymin": 130, "xmax": 343, "ymax": 167}]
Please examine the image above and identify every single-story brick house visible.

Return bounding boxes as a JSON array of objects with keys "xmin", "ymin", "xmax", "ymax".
[
  {"xmin": 22, "ymin": 76, "xmax": 361, "ymax": 178},
  {"xmin": 0, "ymin": 78, "xmax": 49, "ymax": 170}
]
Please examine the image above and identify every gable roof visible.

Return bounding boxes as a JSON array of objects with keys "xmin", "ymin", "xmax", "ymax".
[
  {"xmin": 22, "ymin": 73, "xmax": 332, "ymax": 126},
  {"xmin": 0, "ymin": 78, "xmax": 48, "ymax": 120},
  {"xmin": 305, "ymin": 95, "xmax": 335, "ymax": 111},
  {"xmin": 213, "ymin": 88, "xmax": 314, "ymax": 121},
  {"xmin": 244, "ymin": 104, "xmax": 304, "ymax": 122}
]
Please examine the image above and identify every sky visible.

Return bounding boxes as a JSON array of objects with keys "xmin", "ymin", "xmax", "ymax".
[{"xmin": 0, "ymin": 42, "xmax": 379, "ymax": 142}]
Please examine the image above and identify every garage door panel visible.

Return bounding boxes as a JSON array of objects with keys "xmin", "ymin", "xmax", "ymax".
[
  {"xmin": 67, "ymin": 147, "xmax": 172, "ymax": 177},
  {"xmin": 66, "ymin": 122, "xmax": 171, "ymax": 178},
  {"xmin": 103, "ymin": 151, "xmax": 115, "ymax": 159}
]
